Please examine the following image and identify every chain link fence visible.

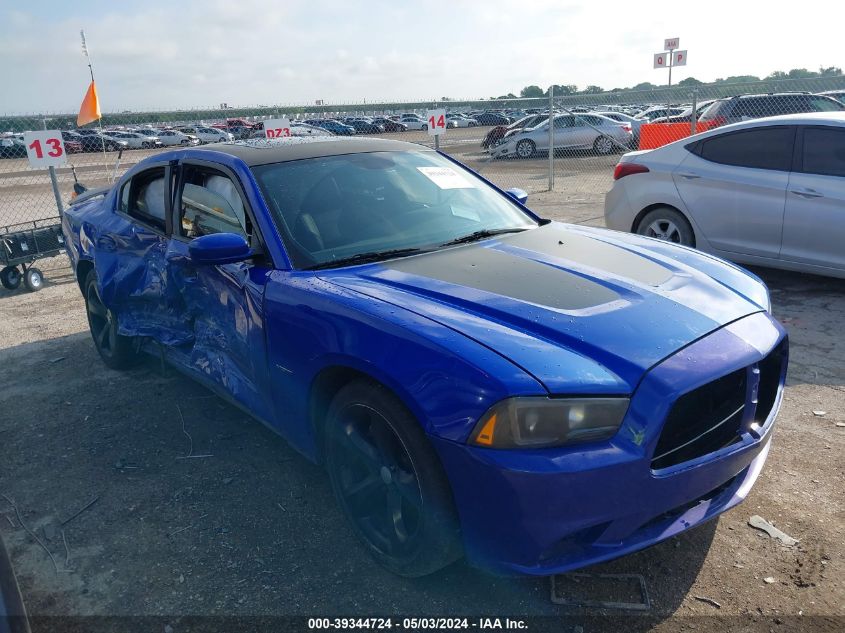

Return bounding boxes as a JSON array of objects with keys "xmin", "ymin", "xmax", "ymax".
[{"xmin": 2, "ymin": 76, "xmax": 844, "ymax": 230}]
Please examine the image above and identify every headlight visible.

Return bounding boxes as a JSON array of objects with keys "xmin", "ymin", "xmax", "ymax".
[{"xmin": 468, "ymin": 397, "xmax": 629, "ymax": 449}]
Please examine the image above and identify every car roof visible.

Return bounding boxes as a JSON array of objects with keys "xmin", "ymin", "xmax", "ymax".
[
  {"xmin": 717, "ymin": 112, "xmax": 845, "ymax": 128},
  {"xmin": 194, "ymin": 137, "xmax": 429, "ymax": 166}
]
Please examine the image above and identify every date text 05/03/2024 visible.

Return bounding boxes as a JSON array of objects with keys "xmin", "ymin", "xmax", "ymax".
[{"xmin": 307, "ymin": 617, "xmax": 528, "ymax": 630}]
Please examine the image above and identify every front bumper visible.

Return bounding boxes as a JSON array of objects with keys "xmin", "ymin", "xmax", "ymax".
[{"xmin": 432, "ymin": 311, "xmax": 786, "ymax": 575}]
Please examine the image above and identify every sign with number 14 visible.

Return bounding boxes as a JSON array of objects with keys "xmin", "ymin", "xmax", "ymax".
[
  {"xmin": 23, "ymin": 130, "xmax": 67, "ymax": 168},
  {"xmin": 425, "ymin": 109, "xmax": 447, "ymax": 136}
]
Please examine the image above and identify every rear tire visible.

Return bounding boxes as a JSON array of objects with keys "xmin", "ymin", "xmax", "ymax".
[
  {"xmin": 323, "ymin": 379, "xmax": 462, "ymax": 577},
  {"xmin": 636, "ymin": 207, "xmax": 695, "ymax": 246},
  {"xmin": 0, "ymin": 266, "xmax": 21, "ymax": 290},
  {"xmin": 23, "ymin": 267, "xmax": 43, "ymax": 292},
  {"xmin": 84, "ymin": 270, "xmax": 140, "ymax": 370}
]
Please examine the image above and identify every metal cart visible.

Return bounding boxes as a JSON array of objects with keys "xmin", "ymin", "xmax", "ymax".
[{"xmin": 0, "ymin": 218, "xmax": 65, "ymax": 292}]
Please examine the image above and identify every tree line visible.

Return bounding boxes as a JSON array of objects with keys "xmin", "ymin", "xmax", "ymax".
[{"xmin": 501, "ymin": 66, "xmax": 843, "ymax": 100}]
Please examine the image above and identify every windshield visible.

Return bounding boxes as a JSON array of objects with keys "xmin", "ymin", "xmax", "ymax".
[{"xmin": 252, "ymin": 150, "xmax": 537, "ymax": 269}]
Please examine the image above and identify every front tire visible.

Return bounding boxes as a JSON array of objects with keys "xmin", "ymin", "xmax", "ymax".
[
  {"xmin": 515, "ymin": 139, "xmax": 535, "ymax": 159},
  {"xmin": 23, "ymin": 267, "xmax": 43, "ymax": 292},
  {"xmin": 324, "ymin": 380, "xmax": 461, "ymax": 577},
  {"xmin": 84, "ymin": 270, "xmax": 140, "ymax": 370},
  {"xmin": 636, "ymin": 207, "xmax": 695, "ymax": 246},
  {"xmin": 593, "ymin": 135, "xmax": 615, "ymax": 155}
]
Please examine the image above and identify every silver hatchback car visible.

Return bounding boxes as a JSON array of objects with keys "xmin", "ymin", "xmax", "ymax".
[
  {"xmin": 489, "ymin": 113, "xmax": 632, "ymax": 159},
  {"xmin": 604, "ymin": 112, "xmax": 845, "ymax": 279}
]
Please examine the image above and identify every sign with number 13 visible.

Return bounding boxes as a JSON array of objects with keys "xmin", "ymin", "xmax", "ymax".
[{"xmin": 23, "ymin": 130, "xmax": 67, "ymax": 168}]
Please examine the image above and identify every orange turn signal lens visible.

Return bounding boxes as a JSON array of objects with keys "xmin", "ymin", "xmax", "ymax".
[{"xmin": 474, "ymin": 413, "xmax": 497, "ymax": 446}]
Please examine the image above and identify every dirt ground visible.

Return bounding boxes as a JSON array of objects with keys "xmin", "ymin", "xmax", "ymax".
[{"xmin": 0, "ymin": 187, "xmax": 843, "ymax": 633}]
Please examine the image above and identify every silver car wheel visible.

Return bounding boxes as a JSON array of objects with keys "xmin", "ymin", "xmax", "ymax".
[
  {"xmin": 594, "ymin": 136, "xmax": 614, "ymax": 155},
  {"xmin": 645, "ymin": 219, "xmax": 682, "ymax": 242},
  {"xmin": 516, "ymin": 139, "xmax": 535, "ymax": 158}
]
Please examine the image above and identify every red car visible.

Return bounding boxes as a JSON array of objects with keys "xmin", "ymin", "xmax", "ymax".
[{"xmin": 60, "ymin": 131, "xmax": 86, "ymax": 154}]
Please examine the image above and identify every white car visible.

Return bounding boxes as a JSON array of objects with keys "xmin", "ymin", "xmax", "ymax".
[
  {"xmin": 398, "ymin": 115, "xmax": 429, "ymax": 130},
  {"xmin": 156, "ymin": 130, "xmax": 201, "ymax": 146},
  {"xmin": 101, "ymin": 131, "xmax": 161, "ymax": 149},
  {"xmin": 604, "ymin": 112, "xmax": 845, "ymax": 279},
  {"xmin": 446, "ymin": 114, "xmax": 478, "ymax": 128},
  {"xmin": 177, "ymin": 126, "xmax": 234, "ymax": 143},
  {"xmin": 635, "ymin": 106, "xmax": 686, "ymax": 121},
  {"xmin": 489, "ymin": 113, "xmax": 632, "ymax": 159}
]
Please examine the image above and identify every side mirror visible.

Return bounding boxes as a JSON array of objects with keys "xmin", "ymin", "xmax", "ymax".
[
  {"xmin": 188, "ymin": 233, "xmax": 253, "ymax": 265},
  {"xmin": 505, "ymin": 188, "xmax": 529, "ymax": 206}
]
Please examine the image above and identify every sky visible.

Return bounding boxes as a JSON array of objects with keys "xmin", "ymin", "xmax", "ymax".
[{"xmin": 0, "ymin": 0, "xmax": 841, "ymax": 114}]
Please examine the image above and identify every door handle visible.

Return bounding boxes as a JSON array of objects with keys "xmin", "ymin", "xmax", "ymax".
[
  {"xmin": 677, "ymin": 172, "xmax": 701, "ymax": 179},
  {"xmin": 790, "ymin": 188, "xmax": 823, "ymax": 198}
]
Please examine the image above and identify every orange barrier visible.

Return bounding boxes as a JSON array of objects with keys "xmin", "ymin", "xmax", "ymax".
[{"xmin": 638, "ymin": 122, "xmax": 717, "ymax": 150}]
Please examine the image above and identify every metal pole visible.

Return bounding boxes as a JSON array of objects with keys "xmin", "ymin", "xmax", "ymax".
[
  {"xmin": 81, "ymin": 30, "xmax": 109, "ymax": 177},
  {"xmin": 690, "ymin": 89, "xmax": 698, "ymax": 136},
  {"xmin": 434, "ymin": 133, "xmax": 440, "ymax": 151},
  {"xmin": 668, "ymin": 50, "xmax": 673, "ymax": 87},
  {"xmin": 42, "ymin": 119, "xmax": 64, "ymax": 215},
  {"xmin": 548, "ymin": 85, "xmax": 554, "ymax": 191},
  {"xmin": 667, "ymin": 50, "xmax": 674, "ymax": 118}
]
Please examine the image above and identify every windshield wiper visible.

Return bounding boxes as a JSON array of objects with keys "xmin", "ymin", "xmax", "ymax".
[
  {"xmin": 306, "ymin": 247, "xmax": 429, "ymax": 270},
  {"xmin": 439, "ymin": 227, "xmax": 528, "ymax": 247}
]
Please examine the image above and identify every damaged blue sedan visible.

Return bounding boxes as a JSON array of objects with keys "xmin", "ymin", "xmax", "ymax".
[{"xmin": 63, "ymin": 137, "xmax": 787, "ymax": 577}]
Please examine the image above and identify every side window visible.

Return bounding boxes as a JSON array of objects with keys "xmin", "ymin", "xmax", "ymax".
[
  {"xmin": 117, "ymin": 167, "xmax": 169, "ymax": 232},
  {"xmin": 179, "ymin": 166, "xmax": 251, "ymax": 240},
  {"xmin": 699, "ymin": 127, "xmax": 795, "ymax": 171},
  {"xmin": 808, "ymin": 97, "xmax": 845, "ymax": 112},
  {"xmin": 802, "ymin": 128, "xmax": 845, "ymax": 177},
  {"xmin": 734, "ymin": 98, "xmax": 763, "ymax": 119}
]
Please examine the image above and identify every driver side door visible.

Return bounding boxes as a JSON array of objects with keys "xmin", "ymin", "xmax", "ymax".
[{"xmin": 163, "ymin": 159, "xmax": 275, "ymax": 422}]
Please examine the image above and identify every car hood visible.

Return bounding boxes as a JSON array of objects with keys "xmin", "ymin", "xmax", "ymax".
[{"xmin": 320, "ymin": 223, "xmax": 769, "ymax": 394}]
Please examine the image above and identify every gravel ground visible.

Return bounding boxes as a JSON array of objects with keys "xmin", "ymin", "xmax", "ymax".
[{"xmin": 0, "ymin": 166, "xmax": 842, "ymax": 633}]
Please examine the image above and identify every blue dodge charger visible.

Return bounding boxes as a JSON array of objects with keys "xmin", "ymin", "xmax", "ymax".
[{"xmin": 62, "ymin": 137, "xmax": 787, "ymax": 577}]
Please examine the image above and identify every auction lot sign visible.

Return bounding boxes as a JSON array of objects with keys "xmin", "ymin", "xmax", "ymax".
[
  {"xmin": 263, "ymin": 118, "xmax": 292, "ymax": 138},
  {"xmin": 23, "ymin": 130, "xmax": 67, "ymax": 168},
  {"xmin": 426, "ymin": 109, "xmax": 447, "ymax": 136}
]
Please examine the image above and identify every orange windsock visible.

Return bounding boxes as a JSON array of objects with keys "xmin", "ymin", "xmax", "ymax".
[{"xmin": 77, "ymin": 81, "xmax": 101, "ymax": 126}]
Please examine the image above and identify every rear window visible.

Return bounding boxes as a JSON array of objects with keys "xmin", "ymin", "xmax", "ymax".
[
  {"xmin": 801, "ymin": 127, "xmax": 845, "ymax": 177},
  {"xmin": 699, "ymin": 101, "xmax": 728, "ymax": 121},
  {"xmin": 696, "ymin": 126, "xmax": 795, "ymax": 171}
]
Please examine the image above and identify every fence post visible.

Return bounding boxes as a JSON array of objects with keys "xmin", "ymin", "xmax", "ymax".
[
  {"xmin": 548, "ymin": 85, "xmax": 554, "ymax": 191},
  {"xmin": 42, "ymin": 118, "xmax": 64, "ymax": 216},
  {"xmin": 690, "ymin": 89, "xmax": 698, "ymax": 136}
]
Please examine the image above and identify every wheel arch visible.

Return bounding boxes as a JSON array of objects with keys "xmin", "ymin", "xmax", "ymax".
[
  {"xmin": 631, "ymin": 203, "xmax": 697, "ymax": 248},
  {"xmin": 308, "ymin": 364, "xmax": 424, "ymax": 464},
  {"xmin": 76, "ymin": 259, "xmax": 95, "ymax": 292}
]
